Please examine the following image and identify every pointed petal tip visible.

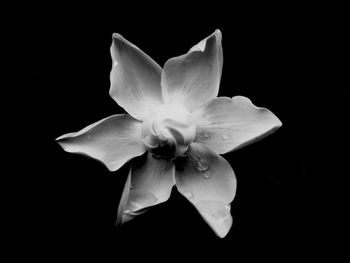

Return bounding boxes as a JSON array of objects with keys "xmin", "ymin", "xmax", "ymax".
[
  {"xmin": 196, "ymin": 200, "xmax": 234, "ymax": 239},
  {"xmin": 203, "ymin": 204, "xmax": 233, "ymax": 238},
  {"xmin": 111, "ymin": 33, "xmax": 140, "ymax": 51},
  {"xmin": 55, "ymin": 133, "xmax": 68, "ymax": 141},
  {"xmin": 214, "ymin": 218, "xmax": 232, "ymax": 238},
  {"xmin": 55, "ymin": 139, "xmax": 64, "ymax": 148},
  {"xmin": 203, "ymin": 29, "xmax": 222, "ymax": 47},
  {"xmin": 276, "ymin": 118, "xmax": 283, "ymax": 128},
  {"xmin": 55, "ymin": 134, "xmax": 71, "ymax": 150},
  {"xmin": 214, "ymin": 29, "xmax": 222, "ymax": 40},
  {"xmin": 112, "ymin": 33, "xmax": 123, "ymax": 40},
  {"xmin": 111, "ymin": 33, "xmax": 132, "ymax": 52},
  {"xmin": 111, "ymin": 33, "xmax": 124, "ymax": 50}
]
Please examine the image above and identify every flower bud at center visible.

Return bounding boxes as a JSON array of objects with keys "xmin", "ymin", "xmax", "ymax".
[{"xmin": 142, "ymin": 104, "xmax": 196, "ymax": 159}]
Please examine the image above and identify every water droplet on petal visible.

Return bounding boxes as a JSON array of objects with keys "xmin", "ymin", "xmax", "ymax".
[
  {"xmin": 197, "ymin": 159, "xmax": 209, "ymax": 172},
  {"xmin": 203, "ymin": 172, "xmax": 211, "ymax": 178},
  {"xmin": 184, "ymin": 192, "xmax": 193, "ymax": 199},
  {"xmin": 222, "ymin": 130, "xmax": 230, "ymax": 140},
  {"xmin": 203, "ymin": 131, "xmax": 210, "ymax": 138}
]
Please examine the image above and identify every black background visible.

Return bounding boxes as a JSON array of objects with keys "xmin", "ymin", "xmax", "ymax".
[{"xmin": 14, "ymin": 2, "xmax": 346, "ymax": 261}]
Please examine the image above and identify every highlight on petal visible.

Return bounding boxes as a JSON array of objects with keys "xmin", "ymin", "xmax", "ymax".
[
  {"xmin": 161, "ymin": 29, "xmax": 223, "ymax": 112},
  {"xmin": 110, "ymin": 33, "xmax": 163, "ymax": 120},
  {"xmin": 56, "ymin": 114, "xmax": 146, "ymax": 171},
  {"xmin": 191, "ymin": 96, "xmax": 283, "ymax": 154},
  {"xmin": 117, "ymin": 153, "xmax": 175, "ymax": 225},
  {"xmin": 175, "ymin": 143, "xmax": 236, "ymax": 238}
]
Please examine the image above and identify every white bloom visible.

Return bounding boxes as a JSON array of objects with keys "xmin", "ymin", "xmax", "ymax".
[{"xmin": 56, "ymin": 30, "xmax": 282, "ymax": 238}]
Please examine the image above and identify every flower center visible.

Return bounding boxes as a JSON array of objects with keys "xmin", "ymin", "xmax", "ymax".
[{"xmin": 142, "ymin": 104, "xmax": 196, "ymax": 160}]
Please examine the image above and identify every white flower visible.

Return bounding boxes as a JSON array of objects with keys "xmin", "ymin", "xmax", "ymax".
[{"xmin": 56, "ymin": 29, "xmax": 282, "ymax": 238}]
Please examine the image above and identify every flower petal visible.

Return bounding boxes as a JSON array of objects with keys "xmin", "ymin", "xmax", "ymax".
[
  {"xmin": 56, "ymin": 114, "xmax": 146, "ymax": 171},
  {"xmin": 117, "ymin": 153, "xmax": 175, "ymax": 225},
  {"xmin": 161, "ymin": 29, "xmax": 223, "ymax": 111},
  {"xmin": 175, "ymin": 143, "xmax": 236, "ymax": 238},
  {"xmin": 191, "ymin": 96, "xmax": 282, "ymax": 154},
  {"xmin": 110, "ymin": 33, "xmax": 163, "ymax": 120}
]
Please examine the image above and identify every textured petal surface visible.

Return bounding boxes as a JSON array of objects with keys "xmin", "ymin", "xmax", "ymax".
[
  {"xmin": 117, "ymin": 153, "xmax": 175, "ymax": 225},
  {"xmin": 110, "ymin": 33, "xmax": 163, "ymax": 120},
  {"xmin": 56, "ymin": 114, "xmax": 146, "ymax": 171},
  {"xmin": 175, "ymin": 143, "xmax": 236, "ymax": 238},
  {"xmin": 192, "ymin": 96, "xmax": 282, "ymax": 154},
  {"xmin": 161, "ymin": 30, "xmax": 223, "ymax": 111}
]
